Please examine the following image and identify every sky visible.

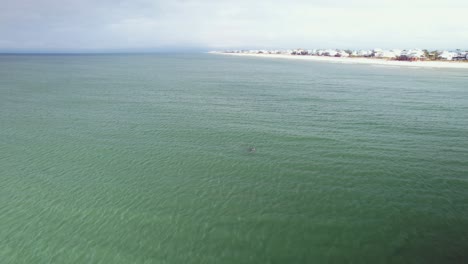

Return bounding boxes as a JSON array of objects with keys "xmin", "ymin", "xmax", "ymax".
[{"xmin": 1, "ymin": 0, "xmax": 468, "ymax": 52}]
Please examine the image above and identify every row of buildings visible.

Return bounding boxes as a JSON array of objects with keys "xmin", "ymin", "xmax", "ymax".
[{"xmin": 223, "ymin": 49, "xmax": 468, "ymax": 61}]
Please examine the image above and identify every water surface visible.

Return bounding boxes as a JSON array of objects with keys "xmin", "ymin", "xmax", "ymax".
[{"xmin": 1, "ymin": 54, "xmax": 468, "ymax": 263}]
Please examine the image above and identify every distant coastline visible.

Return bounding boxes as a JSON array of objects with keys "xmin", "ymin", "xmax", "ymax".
[{"xmin": 210, "ymin": 51, "xmax": 468, "ymax": 69}]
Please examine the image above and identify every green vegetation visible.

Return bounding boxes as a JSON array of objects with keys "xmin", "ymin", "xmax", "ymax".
[{"xmin": 422, "ymin": 49, "xmax": 442, "ymax": 61}]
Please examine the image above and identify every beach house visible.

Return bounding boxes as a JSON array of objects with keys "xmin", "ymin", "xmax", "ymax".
[
  {"xmin": 438, "ymin": 51, "xmax": 456, "ymax": 60},
  {"xmin": 374, "ymin": 50, "xmax": 398, "ymax": 59},
  {"xmin": 398, "ymin": 49, "xmax": 426, "ymax": 61},
  {"xmin": 357, "ymin": 50, "xmax": 372, "ymax": 57},
  {"xmin": 324, "ymin": 49, "xmax": 338, "ymax": 57},
  {"xmin": 453, "ymin": 51, "xmax": 468, "ymax": 60}
]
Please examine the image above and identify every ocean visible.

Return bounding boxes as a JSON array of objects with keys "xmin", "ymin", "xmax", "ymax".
[{"xmin": 1, "ymin": 53, "xmax": 467, "ymax": 263}]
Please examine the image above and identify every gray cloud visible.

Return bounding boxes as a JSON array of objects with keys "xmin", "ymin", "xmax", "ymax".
[{"xmin": 1, "ymin": 0, "xmax": 468, "ymax": 52}]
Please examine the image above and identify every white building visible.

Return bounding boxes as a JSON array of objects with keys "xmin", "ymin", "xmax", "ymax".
[
  {"xmin": 324, "ymin": 49, "xmax": 338, "ymax": 56},
  {"xmin": 336, "ymin": 50, "xmax": 350, "ymax": 57},
  {"xmin": 374, "ymin": 50, "xmax": 398, "ymax": 58},
  {"xmin": 438, "ymin": 51, "xmax": 456, "ymax": 60},
  {"xmin": 399, "ymin": 49, "xmax": 426, "ymax": 60},
  {"xmin": 357, "ymin": 50, "xmax": 372, "ymax": 57}
]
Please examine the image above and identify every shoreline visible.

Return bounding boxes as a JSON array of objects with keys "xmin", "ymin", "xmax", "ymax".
[{"xmin": 209, "ymin": 52, "xmax": 468, "ymax": 69}]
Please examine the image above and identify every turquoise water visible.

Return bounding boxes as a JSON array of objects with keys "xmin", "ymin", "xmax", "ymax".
[{"xmin": 1, "ymin": 54, "xmax": 467, "ymax": 263}]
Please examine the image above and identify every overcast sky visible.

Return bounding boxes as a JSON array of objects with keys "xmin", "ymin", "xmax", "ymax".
[{"xmin": 1, "ymin": 0, "xmax": 468, "ymax": 52}]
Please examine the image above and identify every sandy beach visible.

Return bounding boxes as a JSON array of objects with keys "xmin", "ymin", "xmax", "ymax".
[{"xmin": 210, "ymin": 52, "xmax": 468, "ymax": 69}]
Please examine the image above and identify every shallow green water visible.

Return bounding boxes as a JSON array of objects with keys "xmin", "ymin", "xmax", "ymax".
[{"xmin": 1, "ymin": 54, "xmax": 468, "ymax": 263}]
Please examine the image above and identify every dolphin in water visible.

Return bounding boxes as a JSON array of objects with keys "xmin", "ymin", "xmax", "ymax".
[{"xmin": 248, "ymin": 146, "xmax": 256, "ymax": 153}]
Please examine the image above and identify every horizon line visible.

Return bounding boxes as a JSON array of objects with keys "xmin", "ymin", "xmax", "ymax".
[{"xmin": 0, "ymin": 51, "xmax": 210, "ymax": 55}]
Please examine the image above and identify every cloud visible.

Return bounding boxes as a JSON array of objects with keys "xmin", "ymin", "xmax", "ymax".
[{"xmin": 0, "ymin": 0, "xmax": 467, "ymax": 51}]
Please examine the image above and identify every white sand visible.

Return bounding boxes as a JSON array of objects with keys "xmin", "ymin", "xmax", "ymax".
[{"xmin": 209, "ymin": 52, "xmax": 468, "ymax": 69}]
